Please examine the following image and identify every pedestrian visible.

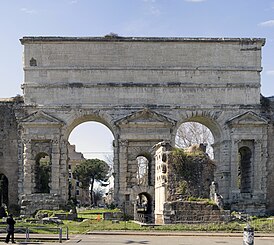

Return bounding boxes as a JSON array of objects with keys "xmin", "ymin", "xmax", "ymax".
[{"xmin": 5, "ymin": 214, "xmax": 16, "ymax": 243}]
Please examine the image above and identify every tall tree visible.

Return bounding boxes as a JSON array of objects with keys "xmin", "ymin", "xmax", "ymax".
[{"xmin": 73, "ymin": 158, "xmax": 110, "ymax": 206}]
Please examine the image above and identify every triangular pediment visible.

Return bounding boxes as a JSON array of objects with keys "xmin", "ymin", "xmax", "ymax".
[
  {"xmin": 227, "ymin": 111, "xmax": 268, "ymax": 126},
  {"xmin": 115, "ymin": 108, "xmax": 176, "ymax": 126},
  {"xmin": 20, "ymin": 111, "xmax": 63, "ymax": 125}
]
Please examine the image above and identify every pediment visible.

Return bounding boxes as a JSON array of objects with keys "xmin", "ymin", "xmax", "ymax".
[
  {"xmin": 115, "ymin": 108, "xmax": 176, "ymax": 127},
  {"xmin": 227, "ymin": 111, "xmax": 268, "ymax": 126},
  {"xmin": 20, "ymin": 111, "xmax": 64, "ymax": 126}
]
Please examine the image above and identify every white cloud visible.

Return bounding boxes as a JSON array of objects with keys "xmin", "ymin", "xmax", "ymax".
[
  {"xmin": 143, "ymin": 0, "xmax": 161, "ymax": 16},
  {"xmin": 20, "ymin": 8, "xmax": 37, "ymax": 14},
  {"xmin": 259, "ymin": 20, "xmax": 274, "ymax": 27},
  {"xmin": 185, "ymin": 0, "xmax": 206, "ymax": 2},
  {"xmin": 70, "ymin": 0, "xmax": 78, "ymax": 4},
  {"xmin": 150, "ymin": 6, "xmax": 161, "ymax": 15},
  {"xmin": 267, "ymin": 70, "xmax": 274, "ymax": 75}
]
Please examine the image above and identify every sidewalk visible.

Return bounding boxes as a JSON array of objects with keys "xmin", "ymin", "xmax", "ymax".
[
  {"xmin": 0, "ymin": 233, "xmax": 65, "ymax": 243},
  {"xmin": 86, "ymin": 230, "xmax": 274, "ymax": 237},
  {"xmin": 0, "ymin": 230, "xmax": 273, "ymax": 244}
]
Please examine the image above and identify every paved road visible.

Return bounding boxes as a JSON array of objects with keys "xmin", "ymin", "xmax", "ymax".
[{"xmin": 62, "ymin": 234, "xmax": 274, "ymax": 245}]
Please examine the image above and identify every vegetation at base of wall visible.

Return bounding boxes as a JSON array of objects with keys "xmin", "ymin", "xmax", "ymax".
[
  {"xmin": 169, "ymin": 147, "xmax": 215, "ymax": 200},
  {"xmin": 171, "ymin": 148, "xmax": 215, "ymax": 179},
  {"xmin": 77, "ymin": 208, "xmax": 121, "ymax": 219},
  {"xmin": 59, "ymin": 217, "xmax": 274, "ymax": 233},
  {"xmin": 35, "ymin": 210, "xmax": 56, "ymax": 218},
  {"xmin": 186, "ymin": 197, "xmax": 215, "ymax": 205},
  {"xmin": 34, "ymin": 208, "xmax": 121, "ymax": 220}
]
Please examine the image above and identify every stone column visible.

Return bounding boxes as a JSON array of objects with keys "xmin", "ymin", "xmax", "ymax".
[
  {"xmin": 149, "ymin": 155, "xmax": 155, "ymax": 187},
  {"xmin": 133, "ymin": 201, "xmax": 138, "ymax": 221},
  {"xmin": 22, "ymin": 139, "xmax": 33, "ymax": 194},
  {"xmin": 17, "ymin": 139, "xmax": 24, "ymax": 196},
  {"xmin": 59, "ymin": 139, "xmax": 69, "ymax": 201},
  {"xmin": 117, "ymin": 139, "xmax": 128, "ymax": 204},
  {"xmin": 260, "ymin": 136, "xmax": 268, "ymax": 194},
  {"xmin": 214, "ymin": 139, "xmax": 231, "ymax": 201},
  {"xmin": 253, "ymin": 138, "xmax": 267, "ymax": 201},
  {"xmin": 112, "ymin": 139, "xmax": 119, "ymax": 204},
  {"xmin": 230, "ymin": 139, "xmax": 240, "ymax": 190},
  {"xmin": 50, "ymin": 139, "xmax": 61, "ymax": 194}
]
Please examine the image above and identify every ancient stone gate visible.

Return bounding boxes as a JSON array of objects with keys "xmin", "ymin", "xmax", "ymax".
[{"xmin": 12, "ymin": 36, "xmax": 273, "ymax": 215}]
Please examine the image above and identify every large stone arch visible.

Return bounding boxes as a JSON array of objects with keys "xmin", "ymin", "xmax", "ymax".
[
  {"xmin": 64, "ymin": 111, "xmax": 119, "ymax": 203},
  {"xmin": 172, "ymin": 111, "xmax": 224, "ymax": 150},
  {"xmin": 63, "ymin": 111, "xmax": 118, "ymax": 172},
  {"xmin": 63, "ymin": 110, "xmax": 118, "ymax": 140},
  {"xmin": 13, "ymin": 36, "xmax": 271, "ymax": 216},
  {"xmin": 172, "ymin": 112, "xmax": 232, "ymax": 202}
]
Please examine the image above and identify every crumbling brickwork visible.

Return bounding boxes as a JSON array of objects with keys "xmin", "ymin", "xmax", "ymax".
[{"xmin": 163, "ymin": 201, "xmax": 230, "ymax": 224}]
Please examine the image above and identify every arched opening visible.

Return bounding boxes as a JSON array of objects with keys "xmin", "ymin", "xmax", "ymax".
[
  {"xmin": 175, "ymin": 121, "xmax": 214, "ymax": 159},
  {"xmin": 238, "ymin": 146, "xmax": 252, "ymax": 193},
  {"xmin": 0, "ymin": 174, "xmax": 8, "ymax": 207},
  {"xmin": 34, "ymin": 153, "xmax": 51, "ymax": 193},
  {"xmin": 136, "ymin": 156, "xmax": 149, "ymax": 186},
  {"xmin": 68, "ymin": 121, "xmax": 114, "ymax": 207},
  {"xmin": 174, "ymin": 120, "xmax": 217, "ymax": 201},
  {"xmin": 136, "ymin": 192, "xmax": 153, "ymax": 223}
]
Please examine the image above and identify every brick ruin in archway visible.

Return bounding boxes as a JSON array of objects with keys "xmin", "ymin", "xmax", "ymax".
[{"xmin": 0, "ymin": 36, "xmax": 274, "ymax": 216}]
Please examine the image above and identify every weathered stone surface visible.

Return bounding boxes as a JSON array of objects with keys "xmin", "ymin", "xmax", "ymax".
[
  {"xmin": 0, "ymin": 99, "xmax": 23, "ymax": 208},
  {"xmin": 163, "ymin": 201, "xmax": 230, "ymax": 224},
  {"xmin": 0, "ymin": 36, "xmax": 273, "ymax": 218}
]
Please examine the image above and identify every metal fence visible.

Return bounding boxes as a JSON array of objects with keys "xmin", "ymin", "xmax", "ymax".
[{"xmin": 0, "ymin": 225, "xmax": 69, "ymax": 243}]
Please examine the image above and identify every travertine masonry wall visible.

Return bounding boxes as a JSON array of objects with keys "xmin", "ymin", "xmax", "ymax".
[
  {"xmin": 1, "ymin": 36, "xmax": 273, "ymax": 216},
  {"xmin": 22, "ymin": 37, "xmax": 262, "ymax": 107},
  {"xmin": 18, "ymin": 36, "xmax": 269, "ymax": 216}
]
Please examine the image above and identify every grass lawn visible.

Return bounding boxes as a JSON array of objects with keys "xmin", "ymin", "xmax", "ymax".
[
  {"xmin": 63, "ymin": 218, "xmax": 274, "ymax": 234},
  {"xmin": 4, "ymin": 209, "xmax": 274, "ymax": 235}
]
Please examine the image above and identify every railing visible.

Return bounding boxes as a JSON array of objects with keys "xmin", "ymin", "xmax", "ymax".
[
  {"xmin": 135, "ymin": 213, "xmax": 154, "ymax": 224},
  {"xmin": 25, "ymin": 226, "xmax": 69, "ymax": 243},
  {"xmin": 0, "ymin": 226, "xmax": 69, "ymax": 243}
]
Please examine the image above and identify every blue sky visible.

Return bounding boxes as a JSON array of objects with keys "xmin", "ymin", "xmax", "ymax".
[
  {"xmin": 1, "ymin": 0, "xmax": 274, "ymax": 159},
  {"xmin": 0, "ymin": 0, "xmax": 274, "ymax": 98}
]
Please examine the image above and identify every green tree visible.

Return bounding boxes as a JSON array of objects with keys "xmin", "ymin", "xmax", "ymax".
[
  {"xmin": 93, "ymin": 187, "xmax": 104, "ymax": 206},
  {"xmin": 72, "ymin": 158, "xmax": 110, "ymax": 206}
]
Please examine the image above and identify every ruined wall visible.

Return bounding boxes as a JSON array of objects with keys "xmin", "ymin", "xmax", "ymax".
[
  {"xmin": 163, "ymin": 200, "xmax": 230, "ymax": 224},
  {"xmin": 154, "ymin": 142, "xmax": 229, "ymax": 224},
  {"xmin": 264, "ymin": 97, "xmax": 274, "ymax": 215},
  {"xmin": 167, "ymin": 148, "xmax": 215, "ymax": 201},
  {"xmin": 0, "ymin": 99, "xmax": 21, "ymax": 208}
]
